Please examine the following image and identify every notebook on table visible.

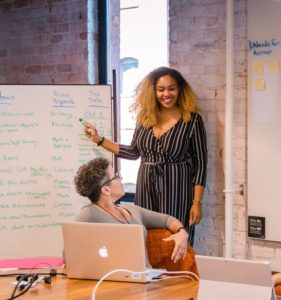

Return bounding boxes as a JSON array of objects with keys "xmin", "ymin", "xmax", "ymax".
[
  {"xmin": 62, "ymin": 222, "xmax": 166, "ymax": 283},
  {"xmin": 0, "ymin": 257, "xmax": 65, "ymax": 275},
  {"xmin": 195, "ymin": 255, "xmax": 276, "ymax": 300}
]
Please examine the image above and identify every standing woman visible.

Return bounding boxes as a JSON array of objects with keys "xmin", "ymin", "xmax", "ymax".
[{"xmin": 84, "ymin": 67, "xmax": 208, "ymax": 245}]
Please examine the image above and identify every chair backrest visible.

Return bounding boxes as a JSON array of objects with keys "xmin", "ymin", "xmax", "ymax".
[
  {"xmin": 146, "ymin": 228, "xmax": 198, "ymax": 275},
  {"xmin": 275, "ymin": 284, "xmax": 281, "ymax": 297}
]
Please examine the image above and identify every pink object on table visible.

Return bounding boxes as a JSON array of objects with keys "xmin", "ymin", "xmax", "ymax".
[{"xmin": 0, "ymin": 257, "xmax": 64, "ymax": 269}]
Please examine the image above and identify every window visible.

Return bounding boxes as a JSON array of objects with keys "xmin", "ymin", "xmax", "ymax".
[
  {"xmin": 120, "ymin": 57, "xmax": 139, "ymax": 95},
  {"xmin": 120, "ymin": 0, "xmax": 168, "ymax": 193}
]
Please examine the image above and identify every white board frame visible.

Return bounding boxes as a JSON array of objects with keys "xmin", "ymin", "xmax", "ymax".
[{"xmin": 0, "ymin": 84, "xmax": 113, "ymax": 258}]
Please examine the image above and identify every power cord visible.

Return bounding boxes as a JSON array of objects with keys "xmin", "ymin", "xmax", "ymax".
[
  {"xmin": 91, "ymin": 269, "xmax": 199, "ymax": 300},
  {"xmin": 0, "ymin": 271, "xmax": 66, "ymax": 278},
  {"xmin": 159, "ymin": 270, "xmax": 200, "ymax": 281},
  {"xmin": 3, "ymin": 269, "xmax": 67, "ymax": 300},
  {"xmin": 7, "ymin": 273, "xmax": 39, "ymax": 300}
]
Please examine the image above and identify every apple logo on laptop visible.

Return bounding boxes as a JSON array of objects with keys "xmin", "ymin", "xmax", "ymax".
[{"xmin": 99, "ymin": 246, "xmax": 108, "ymax": 258}]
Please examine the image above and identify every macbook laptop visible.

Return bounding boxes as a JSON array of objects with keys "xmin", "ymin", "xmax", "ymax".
[
  {"xmin": 195, "ymin": 255, "xmax": 276, "ymax": 300},
  {"xmin": 62, "ymin": 222, "xmax": 165, "ymax": 282}
]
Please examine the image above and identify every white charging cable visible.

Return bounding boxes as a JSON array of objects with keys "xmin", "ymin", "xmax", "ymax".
[
  {"xmin": 155, "ymin": 270, "xmax": 200, "ymax": 281},
  {"xmin": 91, "ymin": 269, "xmax": 199, "ymax": 300},
  {"xmin": 91, "ymin": 269, "xmax": 163, "ymax": 300}
]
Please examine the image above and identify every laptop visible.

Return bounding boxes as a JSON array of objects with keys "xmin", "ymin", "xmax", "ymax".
[
  {"xmin": 62, "ymin": 222, "xmax": 165, "ymax": 282},
  {"xmin": 195, "ymin": 255, "xmax": 276, "ymax": 300}
]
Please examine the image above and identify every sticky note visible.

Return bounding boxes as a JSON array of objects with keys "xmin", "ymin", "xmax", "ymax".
[
  {"xmin": 268, "ymin": 60, "xmax": 279, "ymax": 74},
  {"xmin": 253, "ymin": 61, "xmax": 264, "ymax": 74},
  {"xmin": 254, "ymin": 78, "xmax": 265, "ymax": 91}
]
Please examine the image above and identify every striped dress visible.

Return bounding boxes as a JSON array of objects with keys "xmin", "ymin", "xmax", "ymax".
[{"xmin": 117, "ymin": 112, "xmax": 207, "ymax": 245}]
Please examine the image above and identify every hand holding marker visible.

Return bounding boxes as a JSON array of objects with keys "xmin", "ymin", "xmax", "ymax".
[
  {"xmin": 79, "ymin": 118, "xmax": 93, "ymax": 141},
  {"xmin": 79, "ymin": 118, "xmax": 89, "ymax": 129},
  {"xmin": 79, "ymin": 118, "xmax": 104, "ymax": 146}
]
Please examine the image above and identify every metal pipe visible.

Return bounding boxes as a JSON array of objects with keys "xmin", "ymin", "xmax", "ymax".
[
  {"xmin": 224, "ymin": 0, "xmax": 234, "ymax": 258},
  {"xmin": 87, "ymin": 0, "xmax": 96, "ymax": 84}
]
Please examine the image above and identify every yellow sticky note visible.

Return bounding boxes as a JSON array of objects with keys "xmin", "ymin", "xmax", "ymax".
[
  {"xmin": 268, "ymin": 60, "xmax": 279, "ymax": 74},
  {"xmin": 255, "ymin": 78, "xmax": 265, "ymax": 91},
  {"xmin": 253, "ymin": 61, "xmax": 264, "ymax": 74}
]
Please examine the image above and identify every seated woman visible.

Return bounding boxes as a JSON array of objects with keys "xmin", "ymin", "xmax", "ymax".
[{"xmin": 74, "ymin": 157, "xmax": 189, "ymax": 267}]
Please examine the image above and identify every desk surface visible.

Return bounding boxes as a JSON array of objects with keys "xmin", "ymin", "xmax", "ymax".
[{"xmin": 0, "ymin": 275, "xmax": 198, "ymax": 300}]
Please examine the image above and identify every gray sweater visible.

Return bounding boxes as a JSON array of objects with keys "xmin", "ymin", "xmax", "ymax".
[{"xmin": 75, "ymin": 203, "xmax": 177, "ymax": 228}]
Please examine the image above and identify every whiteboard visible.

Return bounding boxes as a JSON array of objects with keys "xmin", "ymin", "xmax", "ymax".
[
  {"xmin": 248, "ymin": 0, "xmax": 281, "ymax": 242},
  {"xmin": 0, "ymin": 85, "xmax": 112, "ymax": 258}
]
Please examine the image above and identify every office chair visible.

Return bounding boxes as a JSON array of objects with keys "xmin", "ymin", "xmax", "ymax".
[
  {"xmin": 275, "ymin": 284, "xmax": 281, "ymax": 297},
  {"xmin": 146, "ymin": 228, "xmax": 198, "ymax": 275}
]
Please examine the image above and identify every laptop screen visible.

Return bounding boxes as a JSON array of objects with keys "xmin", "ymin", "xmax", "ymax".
[
  {"xmin": 62, "ymin": 222, "xmax": 150, "ymax": 282},
  {"xmin": 195, "ymin": 255, "xmax": 276, "ymax": 300}
]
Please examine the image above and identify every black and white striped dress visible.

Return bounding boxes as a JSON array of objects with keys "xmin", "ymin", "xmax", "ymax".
[{"xmin": 118, "ymin": 112, "xmax": 207, "ymax": 245}]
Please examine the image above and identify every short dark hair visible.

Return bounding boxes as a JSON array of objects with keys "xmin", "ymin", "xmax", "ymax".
[{"xmin": 74, "ymin": 157, "xmax": 110, "ymax": 203}]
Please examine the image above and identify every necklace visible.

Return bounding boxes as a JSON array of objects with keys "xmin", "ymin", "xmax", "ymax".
[{"xmin": 95, "ymin": 203, "xmax": 129, "ymax": 224}]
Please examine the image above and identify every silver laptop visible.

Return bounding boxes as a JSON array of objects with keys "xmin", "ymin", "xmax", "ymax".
[
  {"xmin": 196, "ymin": 255, "xmax": 276, "ymax": 300},
  {"xmin": 62, "ymin": 222, "xmax": 165, "ymax": 282}
]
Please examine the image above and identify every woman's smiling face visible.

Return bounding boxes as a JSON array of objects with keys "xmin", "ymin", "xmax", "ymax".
[{"xmin": 155, "ymin": 75, "xmax": 179, "ymax": 110}]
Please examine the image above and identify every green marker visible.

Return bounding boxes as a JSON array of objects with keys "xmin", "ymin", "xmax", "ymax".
[{"xmin": 79, "ymin": 118, "xmax": 89, "ymax": 129}]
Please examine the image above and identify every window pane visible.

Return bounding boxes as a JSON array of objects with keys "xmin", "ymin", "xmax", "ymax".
[{"xmin": 120, "ymin": 0, "xmax": 168, "ymax": 192}]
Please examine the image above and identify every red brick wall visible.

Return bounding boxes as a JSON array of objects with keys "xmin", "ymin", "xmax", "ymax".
[{"xmin": 0, "ymin": 0, "xmax": 93, "ymax": 84}]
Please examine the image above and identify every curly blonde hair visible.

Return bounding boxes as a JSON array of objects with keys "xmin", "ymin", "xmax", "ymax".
[{"xmin": 130, "ymin": 67, "xmax": 200, "ymax": 128}]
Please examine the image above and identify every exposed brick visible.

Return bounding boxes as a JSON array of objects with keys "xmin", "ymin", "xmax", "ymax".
[
  {"xmin": 41, "ymin": 65, "xmax": 56, "ymax": 74},
  {"xmin": 57, "ymin": 64, "xmax": 71, "ymax": 73},
  {"xmin": 52, "ymin": 23, "xmax": 69, "ymax": 34},
  {"xmin": 25, "ymin": 65, "xmax": 41, "ymax": 74},
  {"xmin": 79, "ymin": 32, "xmax": 87, "ymax": 40},
  {"xmin": 51, "ymin": 35, "xmax": 63, "ymax": 44},
  {"xmin": 0, "ymin": 49, "xmax": 7, "ymax": 57},
  {"xmin": 14, "ymin": 0, "xmax": 29, "ymax": 9},
  {"xmin": 2, "ymin": 2, "xmax": 12, "ymax": 12}
]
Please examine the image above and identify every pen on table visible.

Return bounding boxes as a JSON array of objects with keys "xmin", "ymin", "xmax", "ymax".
[{"xmin": 79, "ymin": 118, "xmax": 89, "ymax": 129}]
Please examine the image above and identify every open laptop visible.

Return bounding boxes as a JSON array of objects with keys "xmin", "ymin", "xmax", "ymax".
[
  {"xmin": 62, "ymin": 222, "xmax": 165, "ymax": 283},
  {"xmin": 195, "ymin": 255, "xmax": 276, "ymax": 300}
]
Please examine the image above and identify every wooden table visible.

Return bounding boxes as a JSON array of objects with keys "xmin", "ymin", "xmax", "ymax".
[{"xmin": 0, "ymin": 275, "xmax": 198, "ymax": 300}]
